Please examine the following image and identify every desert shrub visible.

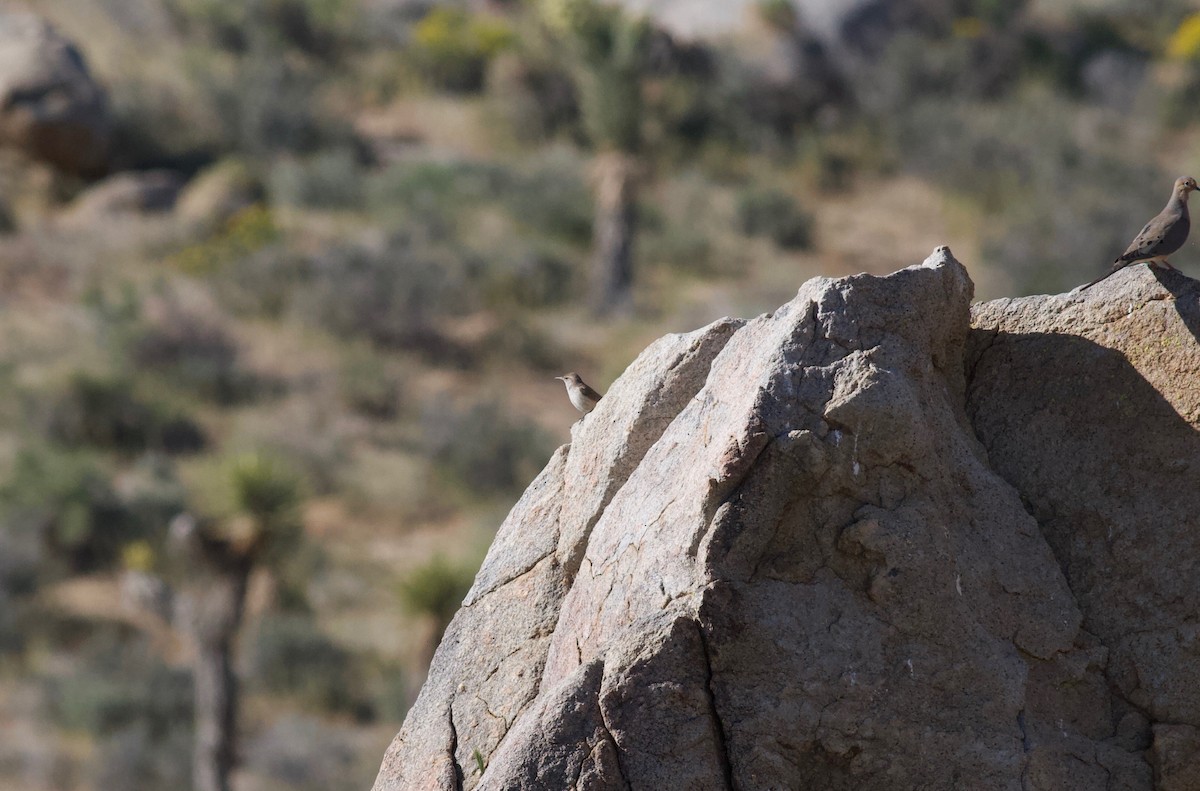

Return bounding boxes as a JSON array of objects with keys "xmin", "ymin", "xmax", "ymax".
[
  {"xmin": 854, "ymin": 30, "xmax": 1021, "ymax": 118},
  {"xmin": 368, "ymin": 155, "xmax": 589, "ymax": 243},
  {"xmin": 171, "ymin": 204, "xmax": 281, "ymax": 276},
  {"xmin": 268, "ymin": 148, "xmax": 366, "ymax": 209},
  {"xmin": 201, "ymin": 452, "xmax": 308, "ymax": 567},
  {"xmin": 361, "ymin": 658, "xmax": 409, "ymax": 723},
  {"xmin": 242, "ymin": 403, "xmax": 351, "ymax": 498},
  {"xmin": 3, "ymin": 449, "xmax": 132, "ymax": 572},
  {"xmin": 96, "ymin": 723, "xmax": 192, "ymax": 791},
  {"xmin": 45, "ymin": 371, "xmax": 206, "ymax": 455},
  {"xmin": 294, "ymin": 233, "xmax": 474, "ymax": 348},
  {"xmin": 410, "ymin": 7, "xmax": 515, "ymax": 93},
  {"xmin": 485, "ymin": 51, "xmax": 579, "ymax": 143},
  {"xmin": 396, "ymin": 554, "xmax": 475, "ymax": 637},
  {"xmin": 0, "ymin": 516, "xmax": 43, "ymax": 598},
  {"xmin": 244, "ymin": 717, "xmax": 365, "ymax": 791},
  {"xmin": 1, "ymin": 448, "xmax": 186, "ymax": 574},
  {"xmin": 1167, "ymin": 12, "xmax": 1200, "ymax": 61},
  {"xmin": 0, "ymin": 591, "xmax": 22, "ymax": 658},
  {"xmin": 339, "ymin": 347, "xmax": 405, "ymax": 420},
  {"xmin": 735, "ymin": 187, "xmax": 813, "ymax": 250},
  {"xmin": 1021, "ymin": 15, "xmax": 1140, "ymax": 97},
  {"xmin": 47, "ymin": 630, "xmax": 193, "ymax": 736},
  {"xmin": 211, "ymin": 45, "xmax": 357, "ymax": 158},
  {"xmin": 250, "ymin": 614, "xmax": 363, "ymax": 714},
  {"xmin": 483, "ymin": 319, "xmax": 568, "ymax": 372},
  {"xmin": 641, "ymin": 221, "xmax": 714, "ymax": 274},
  {"xmin": 482, "ymin": 248, "xmax": 576, "ymax": 310},
  {"xmin": 211, "ymin": 243, "xmax": 306, "ymax": 318},
  {"xmin": 502, "ymin": 154, "xmax": 593, "ymax": 244},
  {"xmin": 170, "ymin": 0, "xmax": 358, "ymax": 56},
  {"xmin": 128, "ymin": 289, "xmax": 266, "ymax": 404},
  {"xmin": 366, "ymin": 159, "xmax": 508, "ymax": 234},
  {"xmin": 422, "ymin": 398, "xmax": 555, "ymax": 495},
  {"xmin": 1162, "ymin": 63, "xmax": 1200, "ymax": 127},
  {"xmin": 228, "ymin": 452, "xmax": 303, "ymax": 528}
]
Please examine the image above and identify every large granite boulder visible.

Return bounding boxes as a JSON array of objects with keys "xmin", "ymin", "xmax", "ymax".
[
  {"xmin": 175, "ymin": 159, "xmax": 265, "ymax": 231},
  {"xmin": 375, "ymin": 250, "xmax": 1199, "ymax": 790},
  {"xmin": 0, "ymin": 12, "xmax": 111, "ymax": 176},
  {"xmin": 60, "ymin": 169, "xmax": 183, "ymax": 227},
  {"xmin": 968, "ymin": 265, "xmax": 1200, "ymax": 791},
  {"xmin": 614, "ymin": 0, "xmax": 899, "ymax": 55}
]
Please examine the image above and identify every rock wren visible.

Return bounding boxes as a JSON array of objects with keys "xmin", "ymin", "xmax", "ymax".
[{"xmin": 555, "ymin": 372, "xmax": 603, "ymax": 414}]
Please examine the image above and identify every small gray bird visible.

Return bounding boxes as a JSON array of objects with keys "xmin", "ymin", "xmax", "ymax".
[
  {"xmin": 555, "ymin": 372, "xmax": 603, "ymax": 414},
  {"xmin": 1081, "ymin": 176, "xmax": 1197, "ymax": 290}
]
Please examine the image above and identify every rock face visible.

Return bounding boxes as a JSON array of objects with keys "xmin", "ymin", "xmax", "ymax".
[
  {"xmin": 175, "ymin": 160, "xmax": 265, "ymax": 231},
  {"xmin": 614, "ymin": 0, "xmax": 899, "ymax": 55},
  {"xmin": 374, "ymin": 250, "xmax": 1200, "ymax": 790},
  {"xmin": 0, "ymin": 12, "xmax": 111, "ymax": 176},
  {"xmin": 61, "ymin": 170, "xmax": 183, "ymax": 227},
  {"xmin": 968, "ymin": 265, "xmax": 1200, "ymax": 791}
]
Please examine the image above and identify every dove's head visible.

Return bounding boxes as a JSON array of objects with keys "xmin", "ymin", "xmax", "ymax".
[{"xmin": 1174, "ymin": 176, "xmax": 1198, "ymax": 200}]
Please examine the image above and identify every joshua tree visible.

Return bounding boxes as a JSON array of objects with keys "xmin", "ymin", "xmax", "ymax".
[
  {"xmin": 170, "ymin": 453, "xmax": 303, "ymax": 791},
  {"xmin": 541, "ymin": 0, "xmax": 653, "ymax": 315},
  {"xmin": 397, "ymin": 553, "xmax": 476, "ymax": 679}
]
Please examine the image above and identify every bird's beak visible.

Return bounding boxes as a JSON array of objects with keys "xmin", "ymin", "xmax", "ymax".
[{"xmin": 554, "ymin": 376, "xmax": 565, "ymax": 381}]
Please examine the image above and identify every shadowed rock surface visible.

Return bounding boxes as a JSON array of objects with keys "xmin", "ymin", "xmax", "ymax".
[
  {"xmin": 0, "ymin": 12, "xmax": 111, "ymax": 175},
  {"xmin": 375, "ymin": 250, "xmax": 1199, "ymax": 791}
]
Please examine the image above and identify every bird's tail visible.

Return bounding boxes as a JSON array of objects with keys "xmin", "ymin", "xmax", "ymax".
[{"xmin": 1078, "ymin": 261, "xmax": 1123, "ymax": 291}]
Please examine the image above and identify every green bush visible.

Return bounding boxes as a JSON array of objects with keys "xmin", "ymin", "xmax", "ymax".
[
  {"xmin": 485, "ymin": 52, "xmax": 579, "ymax": 144},
  {"xmin": 171, "ymin": 204, "xmax": 280, "ymax": 277},
  {"xmin": 245, "ymin": 717, "xmax": 366, "ymax": 791},
  {"xmin": 0, "ymin": 591, "xmax": 23, "ymax": 658},
  {"xmin": 212, "ymin": 46, "xmax": 356, "ymax": 158},
  {"xmin": 423, "ymin": 398, "xmax": 555, "ymax": 495},
  {"xmin": 295, "ymin": 233, "xmax": 473, "ymax": 349},
  {"xmin": 1, "ymin": 448, "xmax": 187, "ymax": 574},
  {"xmin": 3, "ymin": 450, "xmax": 137, "ymax": 572},
  {"xmin": 396, "ymin": 554, "xmax": 475, "ymax": 636},
  {"xmin": 410, "ymin": 7, "xmax": 515, "ymax": 93},
  {"xmin": 0, "ymin": 517, "xmax": 43, "ymax": 598},
  {"xmin": 339, "ymin": 347, "xmax": 405, "ymax": 420},
  {"xmin": 97, "ymin": 724, "xmax": 193, "ymax": 791},
  {"xmin": 128, "ymin": 293, "xmax": 268, "ymax": 405},
  {"xmin": 366, "ymin": 159, "xmax": 508, "ymax": 232},
  {"xmin": 502, "ymin": 154, "xmax": 593, "ymax": 244},
  {"xmin": 170, "ymin": 0, "xmax": 356, "ymax": 56},
  {"xmin": 47, "ymin": 630, "xmax": 193, "ymax": 736},
  {"xmin": 46, "ymin": 371, "xmax": 206, "ymax": 455},
  {"xmin": 736, "ymin": 187, "xmax": 813, "ymax": 250},
  {"xmin": 250, "ymin": 614, "xmax": 364, "ymax": 714},
  {"xmin": 211, "ymin": 243, "xmax": 306, "ymax": 319},
  {"xmin": 268, "ymin": 149, "xmax": 366, "ymax": 209},
  {"xmin": 482, "ymin": 249, "xmax": 577, "ymax": 310}
]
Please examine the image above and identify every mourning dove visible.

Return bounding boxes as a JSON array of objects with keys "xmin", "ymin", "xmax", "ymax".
[
  {"xmin": 1081, "ymin": 176, "xmax": 1197, "ymax": 290},
  {"xmin": 555, "ymin": 372, "xmax": 603, "ymax": 414}
]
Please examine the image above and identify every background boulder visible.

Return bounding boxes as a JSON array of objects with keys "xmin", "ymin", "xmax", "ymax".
[{"xmin": 0, "ymin": 12, "xmax": 111, "ymax": 176}]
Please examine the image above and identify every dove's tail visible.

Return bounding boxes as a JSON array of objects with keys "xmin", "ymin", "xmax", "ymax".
[{"xmin": 1078, "ymin": 261, "xmax": 1126, "ymax": 291}]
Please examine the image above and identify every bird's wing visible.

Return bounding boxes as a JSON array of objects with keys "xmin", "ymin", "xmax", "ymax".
[
  {"xmin": 1119, "ymin": 214, "xmax": 1171, "ymax": 261},
  {"xmin": 579, "ymin": 384, "xmax": 603, "ymax": 402}
]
